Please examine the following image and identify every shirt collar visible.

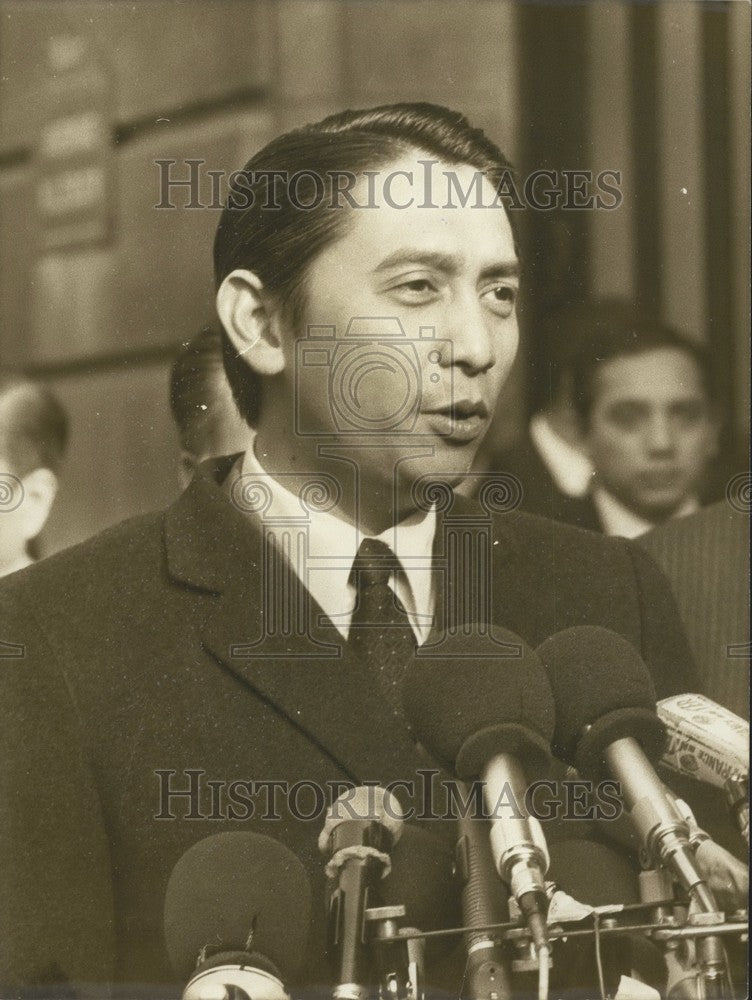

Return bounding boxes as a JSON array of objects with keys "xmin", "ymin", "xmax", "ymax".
[
  {"xmin": 529, "ymin": 413, "xmax": 593, "ymax": 497},
  {"xmin": 238, "ymin": 440, "xmax": 437, "ymax": 641},
  {"xmin": 593, "ymin": 487, "xmax": 700, "ymax": 539}
]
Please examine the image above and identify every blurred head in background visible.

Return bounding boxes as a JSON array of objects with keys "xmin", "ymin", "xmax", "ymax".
[
  {"xmin": 169, "ymin": 326, "xmax": 251, "ymax": 488},
  {"xmin": 572, "ymin": 312, "xmax": 719, "ymax": 525},
  {"xmin": 0, "ymin": 373, "xmax": 68, "ymax": 576}
]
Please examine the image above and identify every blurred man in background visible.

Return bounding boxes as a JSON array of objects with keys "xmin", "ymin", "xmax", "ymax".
[
  {"xmin": 0, "ymin": 372, "xmax": 68, "ymax": 577},
  {"xmin": 477, "ymin": 301, "xmax": 725, "ymax": 537},
  {"xmin": 169, "ymin": 326, "xmax": 251, "ymax": 488},
  {"xmin": 571, "ymin": 314, "xmax": 719, "ymax": 537},
  {"xmin": 640, "ymin": 497, "xmax": 750, "ymax": 720}
]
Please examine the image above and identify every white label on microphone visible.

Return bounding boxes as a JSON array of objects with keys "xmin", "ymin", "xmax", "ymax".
[
  {"xmin": 657, "ymin": 694, "xmax": 749, "ymax": 788},
  {"xmin": 546, "ymin": 889, "xmax": 593, "ymax": 924}
]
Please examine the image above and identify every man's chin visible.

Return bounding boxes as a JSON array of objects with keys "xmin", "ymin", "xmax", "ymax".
[{"xmin": 626, "ymin": 494, "xmax": 687, "ymax": 525}]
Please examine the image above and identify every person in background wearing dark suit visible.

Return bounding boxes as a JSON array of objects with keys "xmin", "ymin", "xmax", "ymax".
[
  {"xmin": 571, "ymin": 315, "xmax": 720, "ymax": 537},
  {"xmin": 640, "ymin": 496, "xmax": 750, "ymax": 721},
  {"xmin": 169, "ymin": 326, "xmax": 251, "ymax": 488},
  {"xmin": 0, "ymin": 372, "xmax": 68, "ymax": 577},
  {"xmin": 0, "ymin": 105, "xmax": 743, "ymax": 997}
]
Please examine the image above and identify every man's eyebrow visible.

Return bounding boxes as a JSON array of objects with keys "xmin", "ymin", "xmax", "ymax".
[
  {"xmin": 374, "ymin": 249, "xmax": 521, "ymax": 280},
  {"xmin": 478, "ymin": 260, "xmax": 521, "ymax": 282}
]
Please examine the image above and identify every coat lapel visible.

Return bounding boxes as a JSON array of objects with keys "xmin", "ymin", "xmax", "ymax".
[
  {"xmin": 163, "ymin": 461, "xmax": 527, "ymax": 786},
  {"xmin": 163, "ymin": 458, "xmax": 430, "ymax": 784}
]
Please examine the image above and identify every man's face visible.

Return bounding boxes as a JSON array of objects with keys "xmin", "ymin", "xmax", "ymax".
[
  {"xmin": 285, "ymin": 153, "xmax": 520, "ymax": 496},
  {"xmin": 584, "ymin": 347, "xmax": 717, "ymax": 521}
]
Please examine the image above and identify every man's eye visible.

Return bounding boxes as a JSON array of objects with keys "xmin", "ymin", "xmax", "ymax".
[
  {"xmin": 671, "ymin": 402, "xmax": 704, "ymax": 425},
  {"xmin": 482, "ymin": 284, "xmax": 516, "ymax": 317},
  {"xmin": 607, "ymin": 404, "xmax": 642, "ymax": 430},
  {"xmin": 391, "ymin": 279, "xmax": 438, "ymax": 301}
]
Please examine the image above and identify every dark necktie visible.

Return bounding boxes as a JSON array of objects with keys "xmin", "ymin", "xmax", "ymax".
[{"xmin": 348, "ymin": 537, "xmax": 417, "ymax": 718}]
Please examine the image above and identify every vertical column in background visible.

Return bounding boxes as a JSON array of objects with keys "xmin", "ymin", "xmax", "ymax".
[
  {"xmin": 655, "ymin": 1, "xmax": 706, "ymax": 343},
  {"xmin": 700, "ymin": 5, "xmax": 734, "ymax": 438},
  {"xmin": 587, "ymin": 1, "xmax": 634, "ymax": 302},
  {"xmin": 629, "ymin": 2, "xmax": 661, "ymax": 316},
  {"xmin": 728, "ymin": 2, "xmax": 751, "ymax": 439},
  {"xmin": 274, "ymin": 0, "xmax": 344, "ymax": 133}
]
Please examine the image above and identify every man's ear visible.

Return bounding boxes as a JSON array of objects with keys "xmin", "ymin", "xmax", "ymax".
[
  {"xmin": 19, "ymin": 467, "xmax": 58, "ymax": 541},
  {"xmin": 216, "ymin": 269, "xmax": 286, "ymax": 376}
]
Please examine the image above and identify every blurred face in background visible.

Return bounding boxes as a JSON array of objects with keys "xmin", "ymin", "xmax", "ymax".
[
  {"xmin": 584, "ymin": 347, "xmax": 718, "ymax": 522},
  {"xmin": 0, "ymin": 453, "xmax": 57, "ymax": 575}
]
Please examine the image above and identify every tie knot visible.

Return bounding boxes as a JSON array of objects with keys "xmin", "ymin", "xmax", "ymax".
[{"xmin": 351, "ymin": 537, "xmax": 401, "ymax": 588}]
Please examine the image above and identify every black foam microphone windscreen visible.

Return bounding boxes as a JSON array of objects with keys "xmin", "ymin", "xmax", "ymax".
[
  {"xmin": 164, "ymin": 832, "xmax": 312, "ymax": 983},
  {"xmin": 535, "ymin": 626, "xmax": 666, "ymax": 777},
  {"xmin": 381, "ymin": 823, "xmax": 460, "ymax": 939},
  {"xmin": 548, "ymin": 838, "xmax": 640, "ymax": 907},
  {"xmin": 402, "ymin": 625, "xmax": 555, "ymax": 779}
]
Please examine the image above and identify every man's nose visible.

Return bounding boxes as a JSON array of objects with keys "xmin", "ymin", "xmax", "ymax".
[
  {"xmin": 644, "ymin": 412, "xmax": 676, "ymax": 453},
  {"xmin": 443, "ymin": 293, "xmax": 497, "ymax": 374}
]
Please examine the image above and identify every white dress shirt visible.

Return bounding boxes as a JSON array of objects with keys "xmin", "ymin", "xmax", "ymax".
[
  {"xmin": 592, "ymin": 487, "xmax": 699, "ymax": 539},
  {"xmin": 529, "ymin": 413, "xmax": 593, "ymax": 498},
  {"xmin": 234, "ymin": 442, "xmax": 437, "ymax": 642}
]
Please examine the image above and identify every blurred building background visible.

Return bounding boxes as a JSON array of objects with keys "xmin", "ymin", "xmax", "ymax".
[{"xmin": 0, "ymin": 0, "xmax": 749, "ymax": 555}]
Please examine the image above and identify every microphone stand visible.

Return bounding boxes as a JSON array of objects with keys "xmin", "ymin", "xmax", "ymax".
[
  {"xmin": 367, "ymin": 904, "xmax": 425, "ymax": 1000},
  {"xmin": 455, "ymin": 812, "xmax": 513, "ymax": 1000},
  {"xmin": 638, "ymin": 866, "xmax": 732, "ymax": 1000}
]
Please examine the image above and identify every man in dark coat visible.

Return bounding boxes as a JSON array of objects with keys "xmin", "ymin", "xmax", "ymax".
[{"xmin": 0, "ymin": 104, "xmax": 736, "ymax": 998}]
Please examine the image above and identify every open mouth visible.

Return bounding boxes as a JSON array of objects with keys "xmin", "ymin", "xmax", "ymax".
[{"xmin": 422, "ymin": 400, "xmax": 489, "ymax": 441}]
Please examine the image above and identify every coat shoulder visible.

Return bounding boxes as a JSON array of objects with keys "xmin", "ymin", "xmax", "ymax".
[
  {"xmin": 493, "ymin": 507, "xmax": 629, "ymax": 563},
  {"xmin": 0, "ymin": 510, "xmax": 166, "ymax": 620}
]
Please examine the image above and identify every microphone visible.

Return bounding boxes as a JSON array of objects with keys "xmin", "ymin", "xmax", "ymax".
[
  {"xmin": 381, "ymin": 821, "xmax": 461, "ymax": 952},
  {"xmin": 164, "ymin": 831, "xmax": 311, "ymax": 1000},
  {"xmin": 318, "ymin": 785, "xmax": 404, "ymax": 1000},
  {"xmin": 657, "ymin": 693, "xmax": 748, "ymax": 789},
  {"xmin": 535, "ymin": 627, "xmax": 718, "ymax": 914},
  {"xmin": 456, "ymin": 801, "xmax": 514, "ymax": 1000},
  {"xmin": 402, "ymin": 626, "xmax": 555, "ymax": 986},
  {"xmin": 657, "ymin": 693, "xmax": 749, "ymax": 845}
]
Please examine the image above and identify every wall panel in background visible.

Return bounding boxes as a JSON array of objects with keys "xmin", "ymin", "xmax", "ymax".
[
  {"xmin": 656, "ymin": 1, "xmax": 706, "ymax": 343},
  {"xmin": 728, "ymin": 1, "xmax": 751, "ymax": 437},
  {"xmin": 587, "ymin": 1, "xmax": 635, "ymax": 302},
  {"xmin": 114, "ymin": 110, "xmax": 273, "ymax": 355},
  {"xmin": 0, "ymin": 0, "xmax": 273, "ymax": 152},
  {"xmin": 0, "ymin": 165, "xmax": 33, "ymax": 364}
]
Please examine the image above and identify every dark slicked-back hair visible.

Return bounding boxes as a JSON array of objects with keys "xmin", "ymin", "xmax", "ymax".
[
  {"xmin": 0, "ymin": 372, "xmax": 68, "ymax": 476},
  {"xmin": 213, "ymin": 103, "xmax": 516, "ymax": 425},
  {"xmin": 569, "ymin": 301, "xmax": 715, "ymax": 425}
]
